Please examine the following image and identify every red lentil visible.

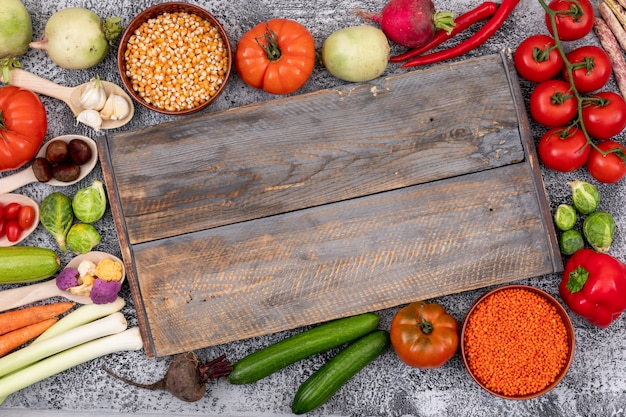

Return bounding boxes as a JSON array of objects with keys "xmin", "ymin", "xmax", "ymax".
[
  {"xmin": 124, "ymin": 11, "xmax": 228, "ymax": 112},
  {"xmin": 463, "ymin": 288, "xmax": 569, "ymax": 397}
]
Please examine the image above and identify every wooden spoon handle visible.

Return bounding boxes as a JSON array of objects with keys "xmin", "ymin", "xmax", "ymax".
[
  {"xmin": 0, "ymin": 168, "xmax": 37, "ymax": 195},
  {"xmin": 0, "ymin": 280, "xmax": 62, "ymax": 312},
  {"xmin": 3, "ymin": 68, "xmax": 74, "ymax": 105}
]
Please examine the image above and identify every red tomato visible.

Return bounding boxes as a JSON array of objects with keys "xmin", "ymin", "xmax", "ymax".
[
  {"xmin": 530, "ymin": 80, "xmax": 577, "ymax": 127},
  {"xmin": 545, "ymin": 0, "xmax": 594, "ymax": 41},
  {"xmin": 0, "ymin": 203, "xmax": 3, "ymax": 220},
  {"xmin": 0, "ymin": 219, "xmax": 5, "ymax": 238},
  {"xmin": 17, "ymin": 205, "xmax": 36, "ymax": 230},
  {"xmin": 514, "ymin": 34, "xmax": 564, "ymax": 83},
  {"xmin": 563, "ymin": 46, "xmax": 612, "ymax": 93},
  {"xmin": 538, "ymin": 127, "xmax": 590, "ymax": 172},
  {"xmin": 0, "ymin": 86, "xmax": 48, "ymax": 172},
  {"xmin": 235, "ymin": 18, "xmax": 316, "ymax": 95},
  {"xmin": 5, "ymin": 220, "xmax": 22, "ymax": 242},
  {"xmin": 3, "ymin": 202, "xmax": 21, "ymax": 221},
  {"xmin": 390, "ymin": 301, "xmax": 459, "ymax": 368},
  {"xmin": 586, "ymin": 140, "xmax": 626, "ymax": 183},
  {"xmin": 582, "ymin": 91, "xmax": 626, "ymax": 140}
]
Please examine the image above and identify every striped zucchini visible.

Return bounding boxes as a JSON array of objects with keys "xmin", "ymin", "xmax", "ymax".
[
  {"xmin": 227, "ymin": 313, "xmax": 380, "ymax": 385},
  {"xmin": 291, "ymin": 330, "xmax": 390, "ymax": 415},
  {"xmin": 0, "ymin": 246, "xmax": 60, "ymax": 284}
]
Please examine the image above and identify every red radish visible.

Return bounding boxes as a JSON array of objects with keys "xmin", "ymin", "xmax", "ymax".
[{"xmin": 356, "ymin": 0, "xmax": 455, "ymax": 49}]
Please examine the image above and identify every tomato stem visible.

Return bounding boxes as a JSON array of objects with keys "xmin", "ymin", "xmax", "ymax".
[
  {"xmin": 538, "ymin": 0, "xmax": 607, "ymax": 156},
  {"xmin": 255, "ymin": 27, "xmax": 282, "ymax": 61},
  {"xmin": 417, "ymin": 304, "xmax": 434, "ymax": 334}
]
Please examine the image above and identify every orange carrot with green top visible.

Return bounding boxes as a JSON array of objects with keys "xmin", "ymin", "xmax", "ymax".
[
  {"xmin": 0, "ymin": 302, "xmax": 75, "ymax": 336},
  {"xmin": 0, "ymin": 318, "xmax": 58, "ymax": 357}
]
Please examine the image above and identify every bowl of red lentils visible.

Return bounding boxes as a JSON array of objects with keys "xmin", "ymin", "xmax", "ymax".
[
  {"xmin": 461, "ymin": 284, "xmax": 575, "ymax": 400},
  {"xmin": 117, "ymin": 2, "xmax": 232, "ymax": 115}
]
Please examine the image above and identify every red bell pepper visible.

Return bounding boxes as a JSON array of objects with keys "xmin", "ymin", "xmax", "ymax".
[{"xmin": 559, "ymin": 248, "xmax": 626, "ymax": 328}]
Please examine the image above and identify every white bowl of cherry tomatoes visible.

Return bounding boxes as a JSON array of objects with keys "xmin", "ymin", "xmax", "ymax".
[{"xmin": 0, "ymin": 194, "xmax": 39, "ymax": 246}]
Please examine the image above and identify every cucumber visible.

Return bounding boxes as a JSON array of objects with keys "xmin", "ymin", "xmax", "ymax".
[
  {"xmin": 291, "ymin": 330, "xmax": 390, "ymax": 415},
  {"xmin": 227, "ymin": 313, "xmax": 380, "ymax": 384},
  {"xmin": 0, "ymin": 246, "xmax": 60, "ymax": 284}
]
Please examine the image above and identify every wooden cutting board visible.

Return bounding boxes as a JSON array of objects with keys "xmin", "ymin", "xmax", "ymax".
[{"xmin": 99, "ymin": 52, "xmax": 562, "ymax": 359}]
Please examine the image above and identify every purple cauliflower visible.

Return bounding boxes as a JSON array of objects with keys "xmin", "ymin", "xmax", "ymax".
[
  {"xmin": 89, "ymin": 278, "xmax": 122, "ymax": 304},
  {"xmin": 56, "ymin": 267, "xmax": 79, "ymax": 291}
]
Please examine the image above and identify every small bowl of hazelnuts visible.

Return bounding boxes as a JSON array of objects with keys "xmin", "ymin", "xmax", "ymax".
[{"xmin": 30, "ymin": 135, "xmax": 98, "ymax": 186}]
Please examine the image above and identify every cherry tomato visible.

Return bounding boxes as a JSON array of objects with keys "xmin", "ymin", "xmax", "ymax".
[
  {"xmin": 3, "ymin": 202, "xmax": 22, "ymax": 221},
  {"xmin": 586, "ymin": 140, "xmax": 626, "ymax": 183},
  {"xmin": 17, "ymin": 205, "xmax": 36, "ymax": 230},
  {"xmin": 545, "ymin": 0, "xmax": 594, "ymax": 41},
  {"xmin": 563, "ymin": 46, "xmax": 612, "ymax": 93},
  {"xmin": 514, "ymin": 34, "xmax": 564, "ymax": 83},
  {"xmin": 0, "ymin": 203, "xmax": 3, "ymax": 220},
  {"xmin": 0, "ymin": 219, "xmax": 5, "ymax": 238},
  {"xmin": 5, "ymin": 220, "xmax": 22, "ymax": 242},
  {"xmin": 582, "ymin": 91, "xmax": 626, "ymax": 140},
  {"xmin": 538, "ymin": 127, "xmax": 590, "ymax": 172},
  {"xmin": 390, "ymin": 301, "xmax": 459, "ymax": 368},
  {"xmin": 530, "ymin": 80, "xmax": 577, "ymax": 127}
]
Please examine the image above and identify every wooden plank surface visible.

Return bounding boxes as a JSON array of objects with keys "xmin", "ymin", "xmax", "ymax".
[
  {"xmin": 105, "ymin": 54, "xmax": 524, "ymax": 244},
  {"xmin": 99, "ymin": 53, "xmax": 562, "ymax": 358}
]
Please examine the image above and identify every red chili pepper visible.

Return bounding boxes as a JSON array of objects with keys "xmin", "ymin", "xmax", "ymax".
[
  {"xmin": 390, "ymin": 2, "xmax": 500, "ymax": 63},
  {"xmin": 559, "ymin": 248, "xmax": 626, "ymax": 328},
  {"xmin": 401, "ymin": 0, "xmax": 521, "ymax": 68}
]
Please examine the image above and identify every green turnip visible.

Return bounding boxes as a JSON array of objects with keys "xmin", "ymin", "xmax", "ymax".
[
  {"xmin": 29, "ymin": 8, "xmax": 123, "ymax": 70},
  {"xmin": 0, "ymin": 0, "xmax": 32, "ymax": 81}
]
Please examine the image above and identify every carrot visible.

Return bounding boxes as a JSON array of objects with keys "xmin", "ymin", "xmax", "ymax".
[
  {"xmin": 0, "ymin": 318, "xmax": 58, "ymax": 357},
  {"xmin": 0, "ymin": 302, "xmax": 75, "ymax": 336},
  {"xmin": 594, "ymin": 17, "xmax": 626, "ymax": 100}
]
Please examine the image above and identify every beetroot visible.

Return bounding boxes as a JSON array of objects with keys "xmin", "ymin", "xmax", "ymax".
[
  {"xmin": 357, "ymin": 0, "xmax": 455, "ymax": 49},
  {"xmin": 102, "ymin": 352, "xmax": 232, "ymax": 402}
]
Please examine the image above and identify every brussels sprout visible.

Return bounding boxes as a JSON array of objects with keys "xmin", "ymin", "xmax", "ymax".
[
  {"xmin": 554, "ymin": 204, "xmax": 577, "ymax": 231},
  {"xmin": 72, "ymin": 179, "xmax": 107, "ymax": 223},
  {"xmin": 40, "ymin": 192, "xmax": 73, "ymax": 252},
  {"xmin": 569, "ymin": 180, "xmax": 600, "ymax": 215},
  {"xmin": 583, "ymin": 211, "xmax": 615, "ymax": 253},
  {"xmin": 67, "ymin": 223, "xmax": 101, "ymax": 254},
  {"xmin": 559, "ymin": 229, "xmax": 585, "ymax": 256}
]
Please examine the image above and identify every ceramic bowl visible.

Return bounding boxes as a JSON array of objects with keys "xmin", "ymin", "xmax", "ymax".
[
  {"xmin": 117, "ymin": 2, "xmax": 232, "ymax": 115},
  {"xmin": 461, "ymin": 284, "xmax": 575, "ymax": 400},
  {"xmin": 0, "ymin": 193, "xmax": 39, "ymax": 247}
]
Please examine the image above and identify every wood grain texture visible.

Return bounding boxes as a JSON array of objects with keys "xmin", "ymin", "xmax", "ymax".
[{"xmin": 99, "ymin": 53, "xmax": 562, "ymax": 358}]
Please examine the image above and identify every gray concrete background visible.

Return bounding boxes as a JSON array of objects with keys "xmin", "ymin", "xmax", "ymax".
[{"xmin": 1, "ymin": 0, "xmax": 626, "ymax": 415}]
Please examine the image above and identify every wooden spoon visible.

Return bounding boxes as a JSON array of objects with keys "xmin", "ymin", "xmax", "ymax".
[
  {"xmin": 0, "ymin": 134, "xmax": 98, "ymax": 195},
  {"xmin": 0, "ymin": 251, "xmax": 126, "ymax": 312},
  {"xmin": 2, "ymin": 68, "xmax": 134, "ymax": 129}
]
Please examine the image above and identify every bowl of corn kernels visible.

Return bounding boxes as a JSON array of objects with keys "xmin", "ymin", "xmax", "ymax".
[
  {"xmin": 117, "ymin": 2, "xmax": 232, "ymax": 115},
  {"xmin": 460, "ymin": 284, "xmax": 575, "ymax": 400}
]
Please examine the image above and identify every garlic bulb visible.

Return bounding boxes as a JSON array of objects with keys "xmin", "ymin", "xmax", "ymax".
[
  {"xmin": 100, "ymin": 94, "xmax": 130, "ymax": 121},
  {"xmin": 79, "ymin": 76, "xmax": 107, "ymax": 111},
  {"xmin": 76, "ymin": 109, "xmax": 102, "ymax": 131}
]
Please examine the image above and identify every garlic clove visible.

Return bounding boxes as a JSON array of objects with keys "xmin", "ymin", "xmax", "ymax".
[
  {"xmin": 76, "ymin": 109, "xmax": 103, "ymax": 131},
  {"xmin": 79, "ymin": 76, "xmax": 107, "ymax": 111},
  {"xmin": 100, "ymin": 93, "xmax": 131, "ymax": 121}
]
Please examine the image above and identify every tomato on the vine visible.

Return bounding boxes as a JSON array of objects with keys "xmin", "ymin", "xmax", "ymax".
[
  {"xmin": 514, "ymin": 34, "xmax": 564, "ymax": 83},
  {"xmin": 235, "ymin": 18, "xmax": 316, "ymax": 95},
  {"xmin": 586, "ymin": 140, "xmax": 626, "ymax": 183},
  {"xmin": 545, "ymin": 0, "xmax": 595, "ymax": 41},
  {"xmin": 5, "ymin": 220, "xmax": 22, "ymax": 243},
  {"xmin": 538, "ymin": 126, "xmax": 590, "ymax": 172},
  {"xmin": 530, "ymin": 80, "xmax": 577, "ymax": 127},
  {"xmin": 581, "ymin": 91, "xmax": 626, "ymax": 140},
  {"xmin": 390, "ymin": 301, "xmax": 459, "ymax": 368},
  {"xmin": 17, "ymin": 205, "xmax": 36, "ymax": 230},
  {"xmin": 563, "ymin": 46, "xmax": 612, "ymax": 93},
  {"xmin": 0, "ymin": 86, "xmax": 48, "ymax": 172}
]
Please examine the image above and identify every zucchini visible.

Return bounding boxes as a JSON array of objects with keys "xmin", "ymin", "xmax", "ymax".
[
  {"xmin": 227, "ymin": 313, "xmax": 380, "ymax": 384},
  {"xmin": 291, "ymin": 330, "xmax": 390, "ymax": 415},
  {"xmin": 0, "ymin": 246, "xmax": 60, "ymax": 284}
]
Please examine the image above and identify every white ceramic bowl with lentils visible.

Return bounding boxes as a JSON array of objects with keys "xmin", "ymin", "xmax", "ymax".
[{"xmin": 117, "ymin": 2, "xmax": 232, "ymax": 115}]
